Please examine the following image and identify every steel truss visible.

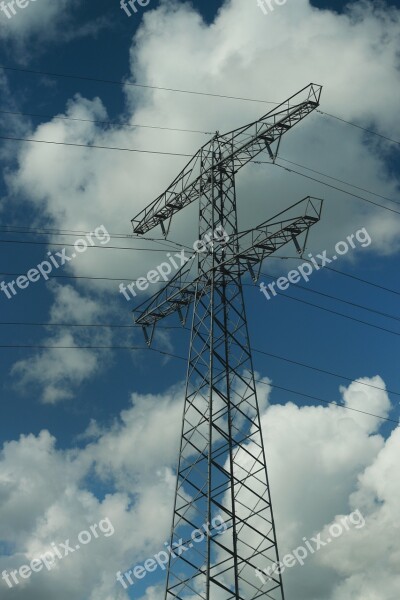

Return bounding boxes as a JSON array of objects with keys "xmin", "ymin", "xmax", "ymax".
[{"xmin": 131, "ymin": 84, "xmax": 323, "ymax": 599}]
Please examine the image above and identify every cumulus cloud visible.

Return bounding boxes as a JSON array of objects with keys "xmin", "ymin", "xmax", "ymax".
[
  {"xmin": 0, "ymin": 385, "xmax": 184, "ymax": 599},
  {"xmin": 220, "ymin": 376, "xmax": 397, "ymax": 600},
  {"xmin": 1, "ymin": 2, "xmax": 400, "ymax": 597},
  {"xmin": 11, "ymin": 283, "xmax": 114, "ymax": 403},
  {"xmin": 2, "ymin": 0, "xmax": 399, "ymax": 302},
  {"xmin": 0, "ymin": 375, "xmax": 398, "ymax": 599},
  {"xmin": 5, "ymin": 0, "xmax": 398, "ymax": 427},
  {"xmin": 0, "ymin": 0, "xmax": 108, "ymax": 59}
]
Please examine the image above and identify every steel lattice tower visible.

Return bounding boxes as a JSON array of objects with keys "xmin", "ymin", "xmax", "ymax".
[{"xmin": 131, "ymin": 84, "xmax": 323, "ymax": 599}]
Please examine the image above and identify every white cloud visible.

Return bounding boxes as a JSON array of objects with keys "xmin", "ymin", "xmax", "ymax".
[
  {"xmin": 0, "ymin": 0, "xmax": 108, "ymax": 58},
  {"xmin": 3, "ymin": 0, "xmax": 399, "ymax": 304},
  {"xmin": 11, "ymin": 283, "xmax": 114, "ymax": 403},
  {"xmin": 1, "ymin": 2, "xmax": 400, "ymax": 598},
  {"xmin": 0, "ymin": 385, "xmax": 184, "ymax": 599},
  {"xmin": 0, "ymin": 375, "xmax": 398, "ymax": 599},
  {"xmin": 2, "ymin": 0, "xmax": 394, "ymax": 413},
  {"xmin": 217, "ymin": 376, "xmax": 398, "ymax": 600},
  {"xmin": 82, "ymin": 384, "xmax": 184, "ymax": 493}
]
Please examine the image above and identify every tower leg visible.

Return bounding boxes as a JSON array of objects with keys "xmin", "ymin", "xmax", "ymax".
[{"xmin": 164, "ymin": 142, "xmax": 285, "ymax": 600}]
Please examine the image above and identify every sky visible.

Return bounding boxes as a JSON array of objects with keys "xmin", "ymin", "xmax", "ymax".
[{"xmin": 0, "ymin": 0, "xmax": 399, "ymax": 599}]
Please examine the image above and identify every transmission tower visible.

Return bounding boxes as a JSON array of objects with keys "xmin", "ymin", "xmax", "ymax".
[{"xmin": 131, "ymin": 83, "xmax": 323, "ymax": 600}]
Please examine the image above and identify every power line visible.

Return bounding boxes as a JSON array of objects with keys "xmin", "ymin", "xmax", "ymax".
[
  {"xmin": 298, "ymin": 285, "xmax": 400, "ymax": 322},
  {"xmin": 0, "ymin": 228, "xmax": 190, "ymax": 255},
  {"xmin": 260, "ymin": 272, "xmax": 400, "ymax": 323},
  {"xmin": 1, "ymin": 65, "xmax": 397, "ymax": 146},
  {"xmin": 0, "ymin": 228, "xmax": 191, "ymax": 253},
  {"xmin": 3, "ymin": 236, "xmax": 391, "ymax": 326},
  {"xmin": 264, "ymin": 256, "xmax": 400, "ymax": 299},
  {"xmin": 0, "ymin": 320, "xmax": 185, "ymax": 331},
  {"xmin": 325, "ymin": 266, "xmax": 400, "ymax": 297},
  {"xmin": 0, "ymin": 155, "xmax": 397, "ymax": 235},
  {"xmin": 1, "ymin": 232, "xmax": 399, "ymax": 334},
  {"xmin": 0, "ymin": 341, "xmax": 396, "ymax": 425},
  {"xmin": 6, "ymin": 111, "xmax": 395, "ymax": 212},
  {"xmin": 1, "ymin": 260, "xmax": 398, "ymax": 301},
  {"xmin": 1, "ymin": 316, "xmax": 399, "ymax": 397},
  {"xmin": 261, "ymin": 160, "xmax": 400, "ymax": 217},
  {"xmin": 0, "ymin": 134, "xmax": 193, "ymax": 156},
  {"xmin": 0, "ymin": 270, "xmax": 142, "ymax": 282},
  {"xmin": 2, "ymin": 265, "xmax": 399, "ymax": 334},
  {"xmin": 0, "ymin": 225, "xmax": 162, "ymax": 239},
  {"xmin": 0, "ymin": 223, "xmax": 396, "ymax": 298},
  {"xmin": 0, "ymin": 321, "xmax": 134, "ymax": 329},
  {"xmin": 252, "ymin": 347, "xmax": 400, "ymax": 397},
  {"xmin": 264, "ymin": 258, "xmax": 400, "ymax": 298},
  {"xmin": 0, "ymin": 109, "xmax": 211, "ymax": 135},
  {"xmin": 0, "ymin": 238, "xmax": 188, "ymax": 251},
  {"xmin": 2, "ymin": 281, "xmax": 399, "ymax": 337},
  {"xmin": 278, "ymin": 157, "xmax": 400, "ymax": 207},
  {"xmin": 317, "ymin": 109, "xmax": 400, "ymax": 146},
  {"xmin": 2, "ymin": 278, "xmax": 397, "ymax": 348},
  {"xmin": 255, "ymin": 378, "xmax": 399, "ymax": 426},
  {"xmin": 0, "ymin": 65, "xmax": 279, "ymax": 105},
  {"xmin": 0, "ymin": 146, "xmax": 397, "ymax": 228},
  {"xmin": 2, "ymin": 131, "xmax": 398, "ymax": 219},
  {"xmin": 276, "ymin": 292, "xmax": 400, "ymax": 338},
  {"xmin": 2, "ymin": 264, "xmax": 398, "ymax": 332},
  {"xmin": 0, "ymin": 251, "xmax": 397, "ymax": 294}
]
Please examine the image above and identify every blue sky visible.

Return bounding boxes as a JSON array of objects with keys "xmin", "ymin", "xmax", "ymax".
[{"xmin": 0, "ymin": 1, "xmax": 399, "ymax": 599}]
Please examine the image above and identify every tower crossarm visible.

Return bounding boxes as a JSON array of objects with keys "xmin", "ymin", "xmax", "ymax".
[
  {"xmin": 131, "ymin": 83, "xmax": 322, "ymax": 235},
  {"xmin": 132, "ymin": 258, "xmax": 196, "ymax": 330},
  {"xmin": 133, "ymin": 196, "xmax": 323, "ymax": 330}
]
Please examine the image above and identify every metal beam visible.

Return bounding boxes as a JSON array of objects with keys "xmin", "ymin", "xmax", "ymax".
[
  {"xmin": 131, "ymin": 84, "xmax": 321, "ymax": 234},
  {"xmin": 133, "ymin": 196, "xmax": 323, "ymax": 329}
]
